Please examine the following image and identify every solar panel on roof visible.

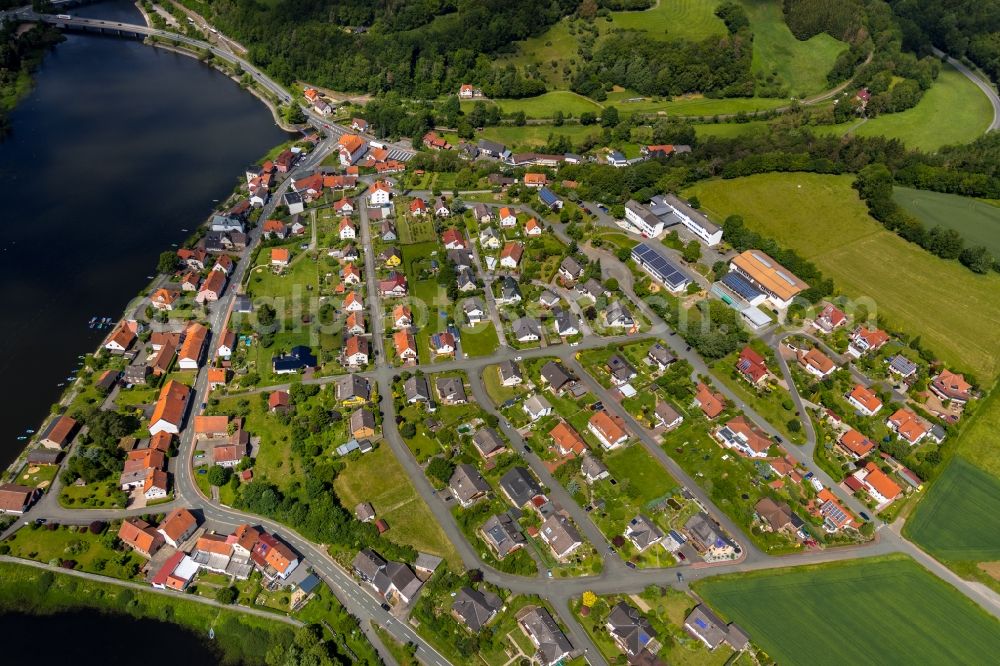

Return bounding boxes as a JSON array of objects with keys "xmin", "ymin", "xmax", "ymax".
[
  {"xmin": 631, "ymin": 244, "xmax": 690, "ymax": 288},
  {"xmin": 775, "ymin": 269, "xmax": 797, "ymax": 286},
  {"xmin": 721, "ymin": 272, "xmax": 762, "ymax": 300},
  {"xmin": 695, "ymin": 619, "xmax": 708, "ymax": 629},
  {"xmin": 751, "ymin": 251, "xmax": 772, "ymax": 267}
]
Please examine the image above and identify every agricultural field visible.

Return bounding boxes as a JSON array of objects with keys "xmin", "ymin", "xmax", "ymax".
[
  {"xmin": 815, "ymin": 65, "xmax": 993, "ymax": 151},
  {"xmin": 743, "ymin": 0, "xmax": 846, "ymax": 98},
  {"xmin": 696, "ymin": 556, "xmax": 1000, "ymax": 666},
  {"xmin": 893, "ymin": 187, "xmax": 1000, "ymax": 256},
  {"xmin": 333, "ymin": 445, "xmax": 461, "ymax": 568},
  {"xmin": 685, "ymin": 172, "xmax": 1000, "ymax": 381},
  {"xmin": 905, "ymin": 456, "xmax": 1000, "ymax": 562},
  {"xmin": 607, "ymin": 0, "xmax": 725, "ymax": 41},
  {"xmin": 470, "ymin": 124, "xmax": 603, "ymax": 151}
]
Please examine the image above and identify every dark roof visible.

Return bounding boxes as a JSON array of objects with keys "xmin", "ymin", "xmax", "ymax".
[
  {"xmin": 272, "ymin": 345, "xmax": 317, "ymax": 372},
  {"xmin": 540, "ymin": 361, "xmax": 573, "ymax": 390},
  {"xmin": 452, "ymin": 587, "xmax": 502, "ymax": 632},
  {"xmin": 499, "ymin": 467, "xmax": 542, "ymax": 507},
  {"xmin": 607, "ymin": 602, "xmax": 657, "ymax": 656}
]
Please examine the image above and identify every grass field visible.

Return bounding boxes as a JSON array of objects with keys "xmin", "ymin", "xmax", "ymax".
[
  {"xmin": 605, "ymin": 91, "xmax": 787, "ymax": 117},
  {"xmin": 905, "ymin": 456, "xmax": 1000, "ymax": 561},
  {"xmin": 333, "ymin": 445, "xmax": 460, "ymax": 568},
  {"xmin": 466, "ymin": 124, "xmax": 603, "ymax": 151},
  {"xmin": 459, "ymin": 324, "xmax": 500, "ymax": 357},
  {"xmin": 460, "ymin": 91, "xmax": 602, "ymax": 119},
  {"xmin": 604, "ymin": 445, "xmax": 678, "ymax": 503},
  {"xmin": 607, "ymin": 0, "xmax": 725, "ymax": 41},
  {"xmin": 742, "ymin": 0, "xmax": 846, "ymax": 97},
  {"xmin": 694, "ymin": 121, "xmax": 770, "ymax": 138},
  {"xmin": 893, "ymin": 187, "xmax": 1000, "ymax": 256},
  {"xmin": 685, "ymin": 173, "xmax": 1000, "ymax": 381},
  {"xmin": 814, "ymin": 65, "xmax": 993, "ymax": 151},
  {"xmin": 696, "ymin": 556, "xmax": 1000, "ymax": 665}
]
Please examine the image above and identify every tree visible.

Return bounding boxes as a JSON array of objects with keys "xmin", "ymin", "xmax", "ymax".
[
  {"xmin": 400, "ymin": 422, "xmax": 417, "ymax": 438},
  {"xmin": 207, "ymin": 465, "xmax": 233, "ymax": 487},
  {"xmin": 581, "ymin": 590, "xmax": 597, "ymax": 607},
  {"xmin": 426, "ymin": 457, "xmax": 455, "ymax": 484},
  {"xmin": 580, "ymin": 112, "xmax": 597, "ymax": 125},
  {"xmin": 553, "ymin": 110, "xmax": 564, "ymax": 126},
  {"xmin": 682, "ymin": 240, "xmax": 701, "ymax": 263},
  {"xmin": 215, "ymin": 586, "xmax": 238, "ymax": 604},
  {"xmin": 601, "ymin": 106, "xmax": 619, "ymax": 127},
  {"xmin": 256, "ymin": 303, "xmax": 277, "ymax": 327},
  {"xmin": 157, "ymin": 251, "xmax": 177, "ymax": 274},
  {"xmin": 283, "ymin": 104, "xmax": 306, "ymax": 125},
  {"xmin": 603, "ymin": 278, "xmax": 619, "ymax": 291},
  {"xmin": 512, "ymin": 111, "xmax": 526, "ymax": 126}
]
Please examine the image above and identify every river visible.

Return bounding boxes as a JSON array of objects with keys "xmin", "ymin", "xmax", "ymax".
[{"xmin": 0, "ymin": 0, "xmax": 289, "ymax": 469}]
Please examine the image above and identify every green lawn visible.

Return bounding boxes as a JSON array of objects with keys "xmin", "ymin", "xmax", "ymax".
[
  {"xmin": 3, "ymin": 524, "xmax": 144, "ymax": 580},
  {"xmin": 396, "ymin": 216, "xmax": 437, "ymax": 244},
  {"xmin": 893, "ymin": 186, "xmax": 1000, "ymax": 256},
  {"xmin": 482, "ymin": 364, "xmax": 526, "ymax": 406},
  {"xmin": 696, "ymin": 556, "xmax": 1000, "ymax": 666},
  {"xmin": 604, "ymin": 445, "xmax": 678, "ymax": 504},
  {"xmin": 742, "ymin": 0, "xmax": 846, "ymax": 97},
  {"xmin": 904, "ymin": 456, "xmax": 1000, "ymax": 562},
  {"xmin": 814, "ymin": 65, "xmax": 993, "ymax": 151},
  {"xmin": 461, "ymin": 91, "xmax": 603, "ymax": 119},
  {"xmin": 333, "ymin": 445, "xmax": 461, "ymax": 568},
  {"xmin": 694, "ymin": 120, "xmax": 770, "ymax": 138},
  {"xmin": 459, "ymin": 324, "xmax": 500, "ymax": 357},
  {"xmin": 685, "ymin": 172, "xmax": 1000, "ymax": 382},
  {"xmin": 474, "ymin": 124, "xmax": 603, "ymax": 150}
]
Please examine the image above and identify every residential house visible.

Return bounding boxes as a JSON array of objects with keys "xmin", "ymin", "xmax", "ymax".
[
  {"xmin": 694, "ymin": 383, "xmax": 725, "ymax": 419},
  {"xmin": 337, "ymin": 134, "xmax": 368, "ymax": 166},
  {"xmin": 538, "ymin": 186, "xmax": 563, "ymax": 210},
  {"xmin": 714, "ymin": 416, "xmax": 772, "ymax": 458},
  {"xmin": 431, "ymin": 331, "xmax": 457, "ymax": 356},
  {"xmin": 150, "ymin": 288, "xmax": 179, "ymax": 311},
  {"xmin": 150, "ymin": 552, "xmax": 198, "ymax": 591},
  {"xmin": 647, "ymin": 343, "xmax": 675, "ymax": 371},
  {"xmin": 270, "ymin": 248, "xmax": 291, "ymax": 269},
  {"xmin": 422, "ymin": 131, "xmax": 451, "ymax": 151},
  {"xmin": 392, "ymin": 304, "xmax": 412, "ymax": 329},
  {"xmin": 931, "ymin": 370, "xmax": 973, "ymax": 404},
  {"xmin": 213, "ymin": 429, "xmax": 248, "ymax": 469},
  {"xmin": 887, "ymin": 408, "xmax": 929, "ymax": 446},
  {"xmin": 798, "ymin": 348, "xmax": 836, "ymax": 378},
  {"xmin": 345, "ymin": 311, "xmax": 366, "ymax": 336},
  {"xmin": 252, "ymin": 532, "xmax": 300, "ymax": 581},
  {"xmin": 498, "ymin": 360, "xmax": 523, "ymax": 387},
  {"xmin": 463, "ymin": 299, "xmax": 486, "ymax": 325},
  {"xmin": 558, "ymin": 256, "xmax": 585, "ymax": 282},
  {"xmin": 409, "ymin": 198, "xmax": 428, "ymax": 216},
  {"xmin": 472, "ymin": 428, "xmax": 507, "ymax": 459},
  {"xmin": 836, "ymin": 429, "xmax": 876, "ymax": 460},
  {"xmin": 118, "ymin": 518, "xmax": 164, "ymax": 557},
  {"xmin": 888, "ymin": 355, "xmax": 918, "ymax": 380},
  {"xmin": 449, "ymin": 463, "xmax": 491, "ymax": 508},
  {"xmin": 338, "ymin": 216, "xmax": 357, "ymax": 241},
  {"xmin": 847, "ymin": 384, "xmax": 882, "ymax": 416},
  {"xmin": 272, "ymin": 345, "xmax": 317, "ymax": 374},
  {"xmin": 517, "ymin": 607, "xmax": 573, "ymax": 666},
  {"xmin": 581, "ymin": 454, "xmax": 610, "ymax": 483},
  {"xmin": 498, "ymin": 276, "xmax": 522, "ymax": 305},
  {"xmin": 849, "ymin": 326, "xmax": 890, "ymax": 357},
  {"xmin": 654, "ymin": 401, "xmax": 683, "ymax": 430},
  {"xmin": 512, "ymin": 317, "xmax": 541, "ymax": 343},
  {"xmin": 684, "ymin": 604, "xmax": 749, "ymax": 651},
  {"xmin": 523, "ymin": 394, "xmax": 553, "ymax": 422},
  {"xmin": 539, "ymin": 290, "xmax": 560, "ymax": 309},
  {"xmin": 403, "ymin": 376, "xmax": 430, "ymax": 403},
  {"xmin": 344, "ymin": 335, "xmax": 369, "ymax": 367},
  {"xmin": 379, "ymin": 272, "xmax": 408, "ymax": 298},
  {"xmin": 350, "ymin": 408, "xmax": 377, "ymax": 440},
  {"xmin": 195, "ymin": 270, "xmax": 226, "ymax": 305},
  {"xmin": 552, "ymin": 307, "xmax": 579, "ymax": 337},
  {"xmin": 606, "ymin": 354, "xmax": 637, "ymax": 386},
  {"xmin": 336, "ymin": 374, "xmax": 370, "ymax": 406},
  {"xmin": 814, "ymin": 303, "xmax": 847, "ymax": 333},
  {"xmin": 606, "ymin": 602, "xmax": 658, "ymax": 657},
  {"xmin": 148, "ymin": 380, "xmax": 191, "ymax": 436},
  {"xmin": 754, "ymin": 497, "xmax": 802, "ymax": 534},
  {"xmin": 479, "ymin": 226, "xmax": 501, "ymax": 250},
  {"xmin": 499, "ymin": 467, "xmax": 542, "ymax": 508},
  {"xmin": 604, "ymin": 302, "xmax": 634, "ymax": 329},
  {"xmin": 368, "ymin": 180, "xmax": 392, "ymax": 207},
  {"xmin": 540, "ymin": 361, "xmax": 575, "ymax": 394},
  {"xmin": 119, "ymin": 449, "xmax": 166, "ymax": 490},
  {"xmin": 216, "ymin": 328, "xmax": 236, "ymax": 360},
  {"xmin": 393, "ymin": 330, "xmax": 418, "ymax": 362},
  {"xmin": 588, "ymin": 410, "xmax": 629, "ymax": 450},
  {"xmin": 736, "ymin": 347, "xmax": 769, "ymax": 386},
  {"xmin": 539, "ymin": 514, "xmax": 582, "ymax": 559},
  {"xmin": 500, "ymin": 242, "xmax": 524, "ymax": 269},
  {"xmin": 158, "ymin": 508, "xmax": 198, "ymax": 548},
  {"xmin": 578, "ymin": 278, "xmax": 606, "ymax": 301},
  {"xmin": 624, "ymin": 515, "xmax": 664, "ymax": 553},
  {"xmin": 479, "ymin": 513, "xmax": 526, "ymax": 559},
  {"xmin": 343, "ymin": 290, "xmax": 364, "ymax": 313},
  {"xmin": 380, "ymin": 221, "xmax": 398, "ymax": 242},
  {"xmin": 452, "ymin": 587, "xmax": 502, "ymax": 633},
  {"xmin": 436, "ymin": 376, "xmax": 468, "ymax": 404},
  {"xmin": 472, "ymin": 203, "xmax": 493, "ymax": 224},
  {"xmin": 549, "ymin": 421, "xmax": 586, "ymax": 457},
  {"xmin": 852, "ymin": 462, "xmax": 902, "ymax": 506},
  {"xmin": 498, "ymin": 207, "xmax": 517, "ymax": 228},
  {"xmin": 434, "ymin": 196, "xmax": 450, "ymax": 218},
  {"xmin": 378, "ymin": 246, "xmax": 402, "ymax": 267},
  {"xmin": 457, "ymin": 269, "xmax": 477, "ymax": 293},
  {"xmin": 442, "ymin": 228, "xmax": 466, "ymax": 250},
  {"xmin": 684, "ymin": 512, "xmax": 737, "ymax": 559},
  {"xmin": 178, "ymin": 323, "xmax": 207, "ymax": 370},
  {"xmin": 352, "ymin": 549, "xmax": 422, "ymax": 605},
  {"xmin": 193, "ymin": 415, "xmax": 229, "ymax": 439},
  {"xmin": 356, "ymin": 502, "xmax": 376, "ymax": 523},
  {"xmin": 104, "ymin": 320, "xmax": 139, "ymax": 353}
]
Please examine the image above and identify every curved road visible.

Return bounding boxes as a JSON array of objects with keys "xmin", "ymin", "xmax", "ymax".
[{"xmin": 932, "ymin": 47, "xmax": 1000, "ymax": 132}]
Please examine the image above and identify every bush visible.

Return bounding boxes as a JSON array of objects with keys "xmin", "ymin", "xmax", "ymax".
[
  {"xmin": 89, "ymin": 520, "xmax": 106, "ymax": 535},
  {"xmin": 215, "ymin": 586, "xmax": 238, "ymax": 604}
]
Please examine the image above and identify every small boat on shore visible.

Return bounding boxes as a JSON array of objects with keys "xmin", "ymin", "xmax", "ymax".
[{"xmin": 16, "ymin": 436, "xmax": 26, "ymax": 441}]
